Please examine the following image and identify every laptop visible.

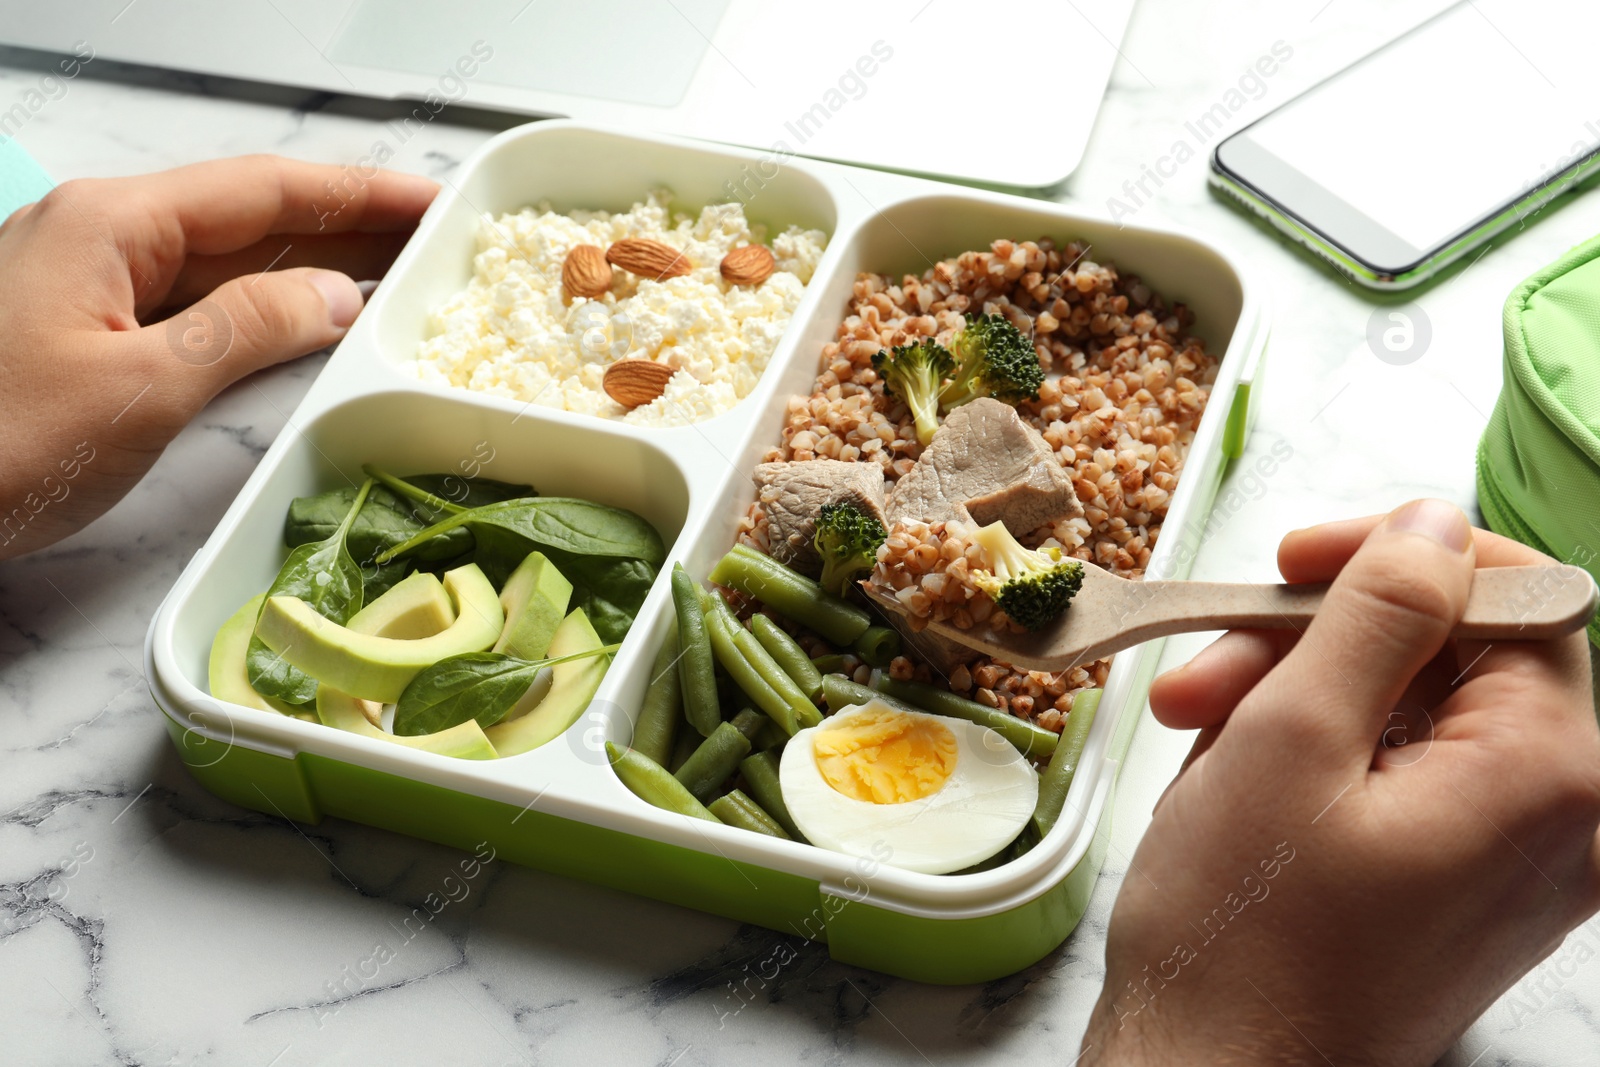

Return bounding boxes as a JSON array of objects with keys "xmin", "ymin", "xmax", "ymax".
[{"xmin": 0, "ymin": 0, "xmax": 1136, "ymax": 190}]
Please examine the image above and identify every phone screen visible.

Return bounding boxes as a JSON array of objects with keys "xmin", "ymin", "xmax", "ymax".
[{"xmin": 1215, "ymin": 0, "xmax": 1600, "ymax": 273}]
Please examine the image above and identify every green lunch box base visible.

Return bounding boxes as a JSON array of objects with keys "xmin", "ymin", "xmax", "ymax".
[
  {"xmin": 163, "ymin": 711, "xmax": 1117, "ymax": 986},
  {"xmin": 144, "ymin": 123, "xmax": 1269, "ymax": 989}
]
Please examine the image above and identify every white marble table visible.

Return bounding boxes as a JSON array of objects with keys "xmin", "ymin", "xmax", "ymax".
[{"xmin": 3, "ymin": 1, "xmax": 1598, "ymax": 1063}]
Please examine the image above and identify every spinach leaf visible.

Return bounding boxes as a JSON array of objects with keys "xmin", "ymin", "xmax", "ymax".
[
  {"xmin": 392, "ymin": 643, "xmax": 619, "ymax": 736},
  {"xmin": 248, "ymin": 478, "xmax": 374, "ymax": 704},
  {"xmin": 556, "ymin": 554, "xmax": 658, "ymax": 646},
  {"xmin": 363, "ymin": 464, "xmax": 535, "ymax": 518},
  {"xmin": 286, "ymin": 484, "xmax": 467, "ymax": 562},
  {"xmin": 450, "ymin": 521, "xmax": 531, "ymax": 590},
  {"xmin": 377, "ymin": 500, "xmax": 666, "ymax": 644},
  {"xmin": 286, "ymin": 472, "xmax": 534, "ymax": 600},
  {"xmin": 376, "ymin": 498, "xmax": 665, "ymax": 569}
]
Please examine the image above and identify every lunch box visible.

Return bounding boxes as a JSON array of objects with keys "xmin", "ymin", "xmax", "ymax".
[{"xmin": 144, "ymin": 121, "xmax": 1269, "ymax": 984}]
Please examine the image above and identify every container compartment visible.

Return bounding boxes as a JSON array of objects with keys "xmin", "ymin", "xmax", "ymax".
[
  {"xmin": 359, "ymin": 122, "xmax": 842, "ymax": 434},
  {"xmin": 595, "ymin": 185, "xmax": 1265, "ymax": 959},
  {"xmin": 153, "ymin": 386, "xmax": 695, "ymax": 767}
]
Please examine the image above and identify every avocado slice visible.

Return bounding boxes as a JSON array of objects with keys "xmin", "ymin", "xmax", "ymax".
[
  {"xmin": 316, "ymin": 686, "xmax": 498, "ymax": 759},
  {"xmin": 209, "ymin": 594, "xmax": 302, "ymax": 715},
  {"xmin": 339, "ymin": 571, "xmax": 456, "ymax": 725},
  {"xmin": 492, "ymin": 551, "xmax": 573, "ymax": 660},
  {"xmin": 486, "ymin": 608, "xmax": 610, "ymax": 756},
  {"xmin": 255, "ymin": 564, "xmax": 503, "ymax": 703},
  {"xmin": 348, "ymin": 571, "xmax": 455, "ymax": 640}
]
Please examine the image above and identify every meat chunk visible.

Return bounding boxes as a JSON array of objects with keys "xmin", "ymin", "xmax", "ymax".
[
  {"xmin": 753, "ymin": 460, "xmax": 888, "ymax": 574},
  {"xmin": 885, "ymin": 398, "xmax": 1082, "ymax": 535}
]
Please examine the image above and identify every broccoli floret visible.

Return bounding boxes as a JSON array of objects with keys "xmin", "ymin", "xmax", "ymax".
[
  {"xmin": 968, "ymin": 521, "xmax": 1083, "ymax": 631},
  {"xmin": 813, "ymin": 502, "xmax": 888, "ymax": 597},
  {"xmin": 939, "ymin": 314, "xmax": 1045, "ymax": 411},
  {"xmin": 873, "ymin": 339, "xmax": 955, "ymax": 446}
]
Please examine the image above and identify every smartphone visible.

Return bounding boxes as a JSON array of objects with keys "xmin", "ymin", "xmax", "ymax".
[{"xmin": 1210, "ymin": 0, "xmax": 1600, "ymax": 289}]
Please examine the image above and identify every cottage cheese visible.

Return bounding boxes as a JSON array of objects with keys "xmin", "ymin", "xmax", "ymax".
[{"xmin": 414, "ymin": 190, "xmax": 828, "ymax": 426}]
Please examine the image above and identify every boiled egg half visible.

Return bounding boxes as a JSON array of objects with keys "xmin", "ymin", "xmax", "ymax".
[{"xmin": 779, "ymin": 699, "xmax": 1038, "ymax": 874}]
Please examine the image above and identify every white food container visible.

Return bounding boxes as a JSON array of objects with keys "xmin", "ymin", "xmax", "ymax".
[{"xmin": 145, "ymin": 121, "xmax": 1269, "ymax": 984}]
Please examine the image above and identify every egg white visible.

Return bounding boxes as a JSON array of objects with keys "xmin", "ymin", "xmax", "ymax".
[{"xmin": 780, "ymin": 700, "xmax": 1039, "ymax": 875}]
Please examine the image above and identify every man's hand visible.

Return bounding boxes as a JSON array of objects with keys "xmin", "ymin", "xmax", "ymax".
[
  {"xmin": 0, "ymin": 155, "xmax": 437, "ymax": 558},
  {"xmin": 1083, "ymin": 500, "xmax": 1600, "ymax": 1065}
]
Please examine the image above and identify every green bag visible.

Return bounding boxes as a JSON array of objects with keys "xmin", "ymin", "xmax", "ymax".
[{"xmin": 1477, "ymin": 236, "xmax": 1600, "ymax": 645}]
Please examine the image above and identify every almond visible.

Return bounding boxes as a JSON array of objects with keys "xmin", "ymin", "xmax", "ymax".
[
  {"xmin": 721, "ymin": 244, "xmax": 775, "ymax": 286},
  {"xmin": 603, "ymin": 359, "xmax": 675, "ymax": 409},
  {"xmin": 606, "ymin": 238, "xmax": 691, "ymax": 281},
  {"xmin": 562, "ymin": 244, "xmax": 612, "ymax": 302}
]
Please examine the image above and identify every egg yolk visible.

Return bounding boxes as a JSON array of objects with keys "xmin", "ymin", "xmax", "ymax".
[{"xmin": 813, "ymin": 709, "xmax": 958, "ymax": 804}]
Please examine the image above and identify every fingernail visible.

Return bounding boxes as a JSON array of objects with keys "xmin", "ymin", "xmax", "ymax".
[
  {"xmin": 308, "ymin": 269, "xmax": 362, "ymax": 329},
  {"xmin": 1387, "ymin": 499, "xmax": 1472, "ymax": 553}
]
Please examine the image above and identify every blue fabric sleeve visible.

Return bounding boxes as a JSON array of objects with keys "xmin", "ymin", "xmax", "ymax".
[{"xmin": 0, "ymin": 138, "xmax": 54, "ymax": 221}]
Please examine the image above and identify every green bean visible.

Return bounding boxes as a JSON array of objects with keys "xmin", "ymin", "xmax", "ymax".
[
  {"xmin": 632, "ymin": 630, "xmax": 682, "ymax": 766},
  {"xmin": 810, "ymin": 654, "xmax": 847, "ymax": 674},
  {"xmin": 702, "ymin": 599, "xmax": 796, "ymax": 734},
  {"xmin": 754, "ymin": 718, "xmax": 788, "ymax": 752},
  {"xmin": 606, "ymin": 742, "xmax": 721, "ymax": 822},
  {"xmin": 738, "ymin": 751, "xmax": 804, "ymax": 840},
  {"xmin": 674, "ymin": 720, "xmax": 753, "ymax": 802},
  {"xmin": 708, "ymin": 790, "xmax": 792, "ymax": 839},
  {"xmin": 730, "ymin": 707, "xmax": 766, "ymax": 743},
  {"xmin": 706, "ymin": 595, "xmax": 820, "ymax": 733},
  {"xmin": 668, "ymin": 720, "xmax": 700, "ymax": 773},
  {"xmin": 670, "ymin": 564, "xmax": 721, "ymax": 737},
  {"xmin": 851, "ymin": 625, "xmax": 901, "ymax": 668},
  {"xmin": 1029, "ymin": 688, "xmax": 1102, "ymax": 841},
  {"xmin": 750, "ymin": 614, "xmax": 824, "ymax": 700},
  {"xmin": 708, "ymin": 545, "xmax": 871, "ymax": 646},
  {"xmin": 874, "ymin": 677, "xmax": 1059, "ymax": 760},
  {"xmin": 822, "ymin": 674, "xmax": 921, "ymax": 716},
  {"xmin": 715, "ymin": 667, "xmax": 746, "ymax": 715},
  {"xmin": 729, "ymin": 620, "xmax": 822, "ymax": 732}
]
